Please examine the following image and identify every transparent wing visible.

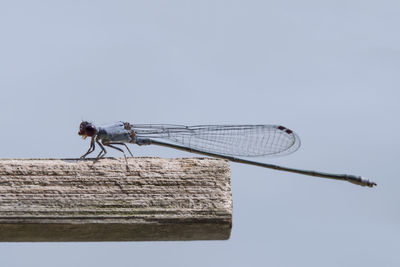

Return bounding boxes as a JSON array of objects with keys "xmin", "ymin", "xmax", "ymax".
[{"xmin": 131, "ymin": 124, "xmax": 300, "ymax": 157}]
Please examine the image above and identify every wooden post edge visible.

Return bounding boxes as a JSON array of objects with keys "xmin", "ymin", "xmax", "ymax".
[{"xmin": 0, "ymin": 158, "xmax": 232, "ymax": 241}]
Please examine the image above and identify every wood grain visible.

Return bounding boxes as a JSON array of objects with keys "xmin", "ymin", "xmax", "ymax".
[{"xmin": 0, "ymin": 158, "xmax": 232, "ymax": 241}]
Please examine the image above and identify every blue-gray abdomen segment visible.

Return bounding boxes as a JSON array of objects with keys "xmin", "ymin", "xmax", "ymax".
[{"xmin": 97, "ymin": 122, "xmax": 132, "ymax": 143}]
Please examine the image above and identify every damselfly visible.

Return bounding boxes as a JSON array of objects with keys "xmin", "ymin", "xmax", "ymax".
[{"xmin": 78, "ymin": 121, "xmax": 376, "ymax": 187}]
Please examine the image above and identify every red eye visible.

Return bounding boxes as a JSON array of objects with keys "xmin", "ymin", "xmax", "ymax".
[
  {"xmin": 85, "ymin": 125, "xmax": 96, "ymax": 136},
  {"xmin": 78, "ymin": 121, "xmax": 97, "ymax": 137}
]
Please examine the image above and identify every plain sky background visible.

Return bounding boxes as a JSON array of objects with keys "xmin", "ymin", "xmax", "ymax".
[{"xmin": 0, "ymin": 1, "xmax": 399, "ymax": 266}]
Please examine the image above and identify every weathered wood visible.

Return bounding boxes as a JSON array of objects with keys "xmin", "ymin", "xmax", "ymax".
[{"xmin": 0, "ymin": 158, "xmax": 232, "ymax": 241}]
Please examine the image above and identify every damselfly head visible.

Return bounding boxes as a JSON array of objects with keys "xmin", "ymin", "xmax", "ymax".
[{"xmin": 78, "ymin": 121, "xmax": 97, "ymax": 139}]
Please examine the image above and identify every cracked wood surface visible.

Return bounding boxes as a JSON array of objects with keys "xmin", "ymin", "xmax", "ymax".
[{"xmin": 0, "ymin": 158, "xmax": 232, "ymax": 241}]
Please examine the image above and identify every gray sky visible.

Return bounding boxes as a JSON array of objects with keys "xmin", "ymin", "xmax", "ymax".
[{"xmin": 0, "ymin": 1, "xmax": 399, "ymax": 266}]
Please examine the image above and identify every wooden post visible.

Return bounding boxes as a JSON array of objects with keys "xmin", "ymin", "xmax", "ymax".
[{"xmin": 0, "ymin": 158, "xmax": 232, "ymax": 241}]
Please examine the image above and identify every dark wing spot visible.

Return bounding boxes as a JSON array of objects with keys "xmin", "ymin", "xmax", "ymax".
[
  {"xmin": 278, "ymin": 125, "xmax": 293, "ymax": 134},
  {"xmin": 285, "ymin": 129, "xmax": 293, "ymax": 134}
]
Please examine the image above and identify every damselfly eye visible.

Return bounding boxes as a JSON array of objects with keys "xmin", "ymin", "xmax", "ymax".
[
  {"xmin": 85, "ymin": 125, "xmax": 97, "ymax": 136},
  {"xmin": 78, "ymin": 121, "xmax": 97, "ymax": 137}
]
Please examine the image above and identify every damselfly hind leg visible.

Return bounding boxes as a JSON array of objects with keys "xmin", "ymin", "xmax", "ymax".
[
  {"xmin": 108, "ymin": 142, "xmax": 134, "ymax": 157},
  {"xmin": 104, "ymin": 143, "xmax": 128, "ymax": 164}
]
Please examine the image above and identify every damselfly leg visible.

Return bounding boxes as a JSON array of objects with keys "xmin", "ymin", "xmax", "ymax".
[
  {"xmin": 96, "ymin": 138, "xmax": 107, "ymax": 159},
  {"xmin": 80, "ymin": 137, "xmax": 95, "ymax": 159}
]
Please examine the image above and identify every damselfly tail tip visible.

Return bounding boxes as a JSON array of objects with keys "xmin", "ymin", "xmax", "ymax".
[
  {"xmin": 348, "ymin": 176, "xmax": 377, "ymax": 187},
  {"xmin": 366, "ymin": 179, "xmax": 377, "ymax": 187}
]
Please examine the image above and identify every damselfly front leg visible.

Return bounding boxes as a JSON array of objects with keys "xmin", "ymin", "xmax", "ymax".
[{"xmin": 80, "ymin": 136, "xmax": 95, "ymax": 159}]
